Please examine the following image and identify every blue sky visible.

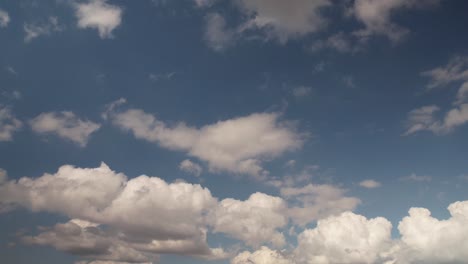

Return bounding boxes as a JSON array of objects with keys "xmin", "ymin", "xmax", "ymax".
[{"xmin": 1, "ymin": 0, "xmax": 468, "ymax": 263}]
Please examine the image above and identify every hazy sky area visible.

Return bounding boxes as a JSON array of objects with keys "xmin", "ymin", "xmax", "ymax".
[{"xmin": 1, "ymin": 0, "xmax": 468, "ymax": 263}]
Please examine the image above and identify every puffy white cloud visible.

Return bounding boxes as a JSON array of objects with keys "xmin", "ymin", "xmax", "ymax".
[
  {"xmin": 107, "ymin": 103, "xmax": 304, "ymax": 179},
  {"xmin": 179, "ymin": 159, "xmax": 203, "ymax": 177},
  {"xmin": 74, "ymin": 0, "xmax": 123, "ymax": 39},
  {"xmin": 0, "ymin": 163, "xmax": 224, "ymax": 261},
  {"xmin": 236, "ymin": 0, "xmax": 331, "ymax": 43},
  {"xmin": 295, "ymin": 211, "xmax": 393, "ymax": 264},
  {"xmin": 352, "ymin": 0, "xmax": 441, "ymax": 42},
  {"xmin": 0, "ymin": 106, "xmax": 22, "ymax": 141},
  {"xmin": 24, "ymin": 17, "xmax": 64, "ymax": 42},
  {"xmin": 0, "ymin": 9, "xmax": 9, "ymax": 27},
  {"xmin": 232, "ymin": 246, "xmax": 293, "ymax": 264},
  {"xmin": 393, "ymin": 201, "xmax": 468, "ymax": 263},
  {"xmin": 204, "ymin": 13, "xmax": 236, "ymax": 52},
  {"xmin": 209, "ymin": 192, "xmax": 287, "ymax": 247},
  {"xmin": 359, "ymin": 179, "xmax": 381, "ymax": 188},
  {"xmin": 281, "ymin": 183, "xmax": 360, "ymax": 226},
  {"xmin": 29, "ymin": 111, "xmax": 100, "ymax": 147}
]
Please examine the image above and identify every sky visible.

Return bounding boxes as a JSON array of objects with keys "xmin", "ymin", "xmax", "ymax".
[{"xmin": 1, "ymin": 0, "xmax": 468, "ymax": 263}]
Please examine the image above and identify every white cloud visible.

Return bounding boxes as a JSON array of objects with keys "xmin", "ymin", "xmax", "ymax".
[
  {"xmin": 295, "ymin": 211, "xmax": 393, "ymax": 264},
  {"xmin": 421, "ymin": 56, "xmax": 468, "ymax": 90},
  {"xmin": 236, "ymin": 0, "xmax": 331, "ymax": 43},
  {"xmin": 309, "ymin": 32, "xmax": 357, "ymax": 53},
  {"xmin": 359, "ymin": 179, "xmax": 381, "ymax": 188},
  {"xmin": 0, "ymin": 163, "xmax": 225, "ymax": 261},
  {"xmin": 204, "ymin": 13, "xmax": 235, "ymax": 52},
  {"xmin": 106, "ymin": 103, "xmax": 304, "ymax": 179},
  {"xmin": 232, "ymin": 246, "xmax": 293, "ymax": 264},
  {"xmin": 209, "ymin": 192, "xmax": 287, "ymax": 247},
  {"xmin": 29, "ymin": 111, "xmax": 101, "ymax": 147},
  {"xmin": 352, "ymin": 0, "xmax": 441, "ymax": 42},
  {"xmin": 179, "ymin": 159, "xmax": 203, "ymax": 177},
  {"xmin": 0, "ymin": 106, "xmax": 22, "ymax": 141},
  {"xmin": 74, "ymin": 0, "xmax": 123, "ymax": 39},
  {"xmin": 292, "ymin": 86, "xmax": 311, "ymax": 97},
  {"xmin": 393, "ymin": 201, "xmax": 468, "ymax": 263},
  {"xmin": 280, "ymin": 183, "xmax": 361, "ymax": 226},
  {"xmin": 24, "ymin": 17, "xmax": 64, "ymax": 42},
  {"xmin": 404, "ymin": 104, "xmax": 468, "ymax": 135},
  {"xmin": 0, "ymin": 9, "xmax": 10, "ymax": 27}
]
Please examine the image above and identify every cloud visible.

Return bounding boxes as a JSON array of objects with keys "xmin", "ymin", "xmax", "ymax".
[
  {"xmin": 294, "ymin": 211, "xmax": 393, "ymax": 264},
  {"xmin": 179, "ymin": 159, "xmax": 203, "ymax": 177},
  {"xmin": 280, "ymin": 183, "xmax": 361, "ymax": 226},
  {"xmin": 400, "ymin": 173, "xmax": 432, "ymax": 182},
  {"xmin": 106, "ymin": 102, "xmax": 304, "ymax": 179},
  {"xmin": 0, "ymin": 106, "xmax": 22, "ymax": 141},
  {"xmin": 359, "ymin": 179, "xmax": 381, "ymax": 188},
  {"xmin": 74, "ymin": 0, "xmax": 123, "ymax": 39},
  {"xmin": 24, "ymin": 17, "xmax": 64, "ymax": 42},
  {"xmin": 0, "ymin": 168, "xmax": 6, "ymax": 183},
  {"xmin": 209, "ymin": 192, "xmax": 288, "ymax": 248},
  {"xmin": 29, "ymin": 111, "xmax": 101, "ymax": 147},
  {"xmin": 204, "ymin": 13, "xmax": 236, "ymax": 52},
  {"xmin": 0, "ymin": 163, "xmax": 225, "ymax": 261},
  {"xmin": 309, "ymin": 32, "xmax": 357, "ymax": 53},
  {"xmin": 394, "ymin": 201, "xmax": 468, "ymax": 263},
  {"xmin": 351, "ymin": 0, "xmax": 441, "ymax": 42},
  {"xmin": 235, "ymin": 0, "xmax": 331, "ymax": 43},
  {"xmin": 404, "ymin": 104, "xmax": 468, "ymax": 135},
  {"xmin": 421, "ymin": 56, "xmax": 468, "ymax": 90},
  {"xmin": 232, "ymin": 246, "xmax": 293, "ymax": 264},
  {"xmin": 292, "ymin": 86, "xmax": 312, "ymax": 97},
  {"xmin": 0, "ymin": 9, "xmax": 9, "ymax": 27}
]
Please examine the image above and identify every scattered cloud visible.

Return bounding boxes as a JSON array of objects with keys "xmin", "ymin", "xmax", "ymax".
[
  {"xmin": 105, "ymin": 101, "xmax": 305, "ymax": 179},
  {"xmin": 235, "ymin": 0, "xmax": 331, "ymax": 44},
  {"xmin": 179, "ymin": 159, "xmax": 203, "ymax": 177},
  {"xmin": 0, "ymin": 9, "xmax": 9, "ymax": 28},
  {"xmin": 148, "ymin": 72, "xmax": 176, "ymax": 82},
  {"xmin": 74, "ymin": 0, "xmax": 123, "ymax": 39},
  {"xmin": 204, "ymin": 13, "xmax": 236, "ymax": 52},
  {"xmin": 232, "ymin": 246, "xmax": 292, "ymax": 264},
  {"xmin": 351, "ymin": 0, "xmax": 442, "ymax": 42},
  {"xmin": 309, "ymin": 32, "xmax": 358, "ymax": 53},
  {"xmin": 400, "ymin": 173, "xmax": 432, "ymax": 182},
  {"xmin": 359, "ymin": 179, "xmax": 381, "ymax": 188},
  {"xmin": 0, "ymin": 106, "xmax": 22, "ymax": 141},
  {"xmin": 29, "ymin": 111, "xmax": 101, "ymax": 147},
  {"xmin": 421, "ymin": 56, "xmax": 468, "ymax": 90},
  {"xmin": 292, "ymin": 86, "xmax": 312, "ymax": 97},
  {"xmin": 24, "ymin": 17, "xmax": 64, "ymax": 42}
]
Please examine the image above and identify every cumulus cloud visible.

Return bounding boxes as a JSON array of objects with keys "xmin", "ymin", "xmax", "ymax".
[
  {"xmin": 29, "ymin": 111, "xmax": 101, "ymax": 147},
  {"xmin": 400, "ymin": 173, "xmax": 432, "ymax": 182},
  {"xmin": 74, "ymin": 0, "xmax": 123, "ymax": 39},
  {"xmin": 24, "ymin": 17, "xmax": 64, "ymax": 42},
  {"xmin": 351, "ymin": 0, "xmax": 441, "ymax": 42},
  {"xmin": 0, "ymin": 106, "xmax": 22, "ymax": 141},
  {"xmin": 359, "ymin": 179, "xmax": 381, "ymax": 188},
  {"xmin": 232, "ymin": 246, "xmax": 292, "ymax": 264},
  {"xmin": 0, "ymin": 163, "xmax": 225, "ymax": 261},
  {"xmin": 179, "ymin": 159, "xmax": 203, "ymax": 177},
  {"xmin": 106, "ymin": 102, "xmax": 304, "ymax": 179},
  {"xmin": 0, "ymin": 9, "xmax": 9, "ymax": 27},
  {"xmin": 295, "ymin": 211, "xmax": 393, "ymax": 264},
  {"xmin": 209, "ymin": 192, "xmax": 288, "ymax": 247}
]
